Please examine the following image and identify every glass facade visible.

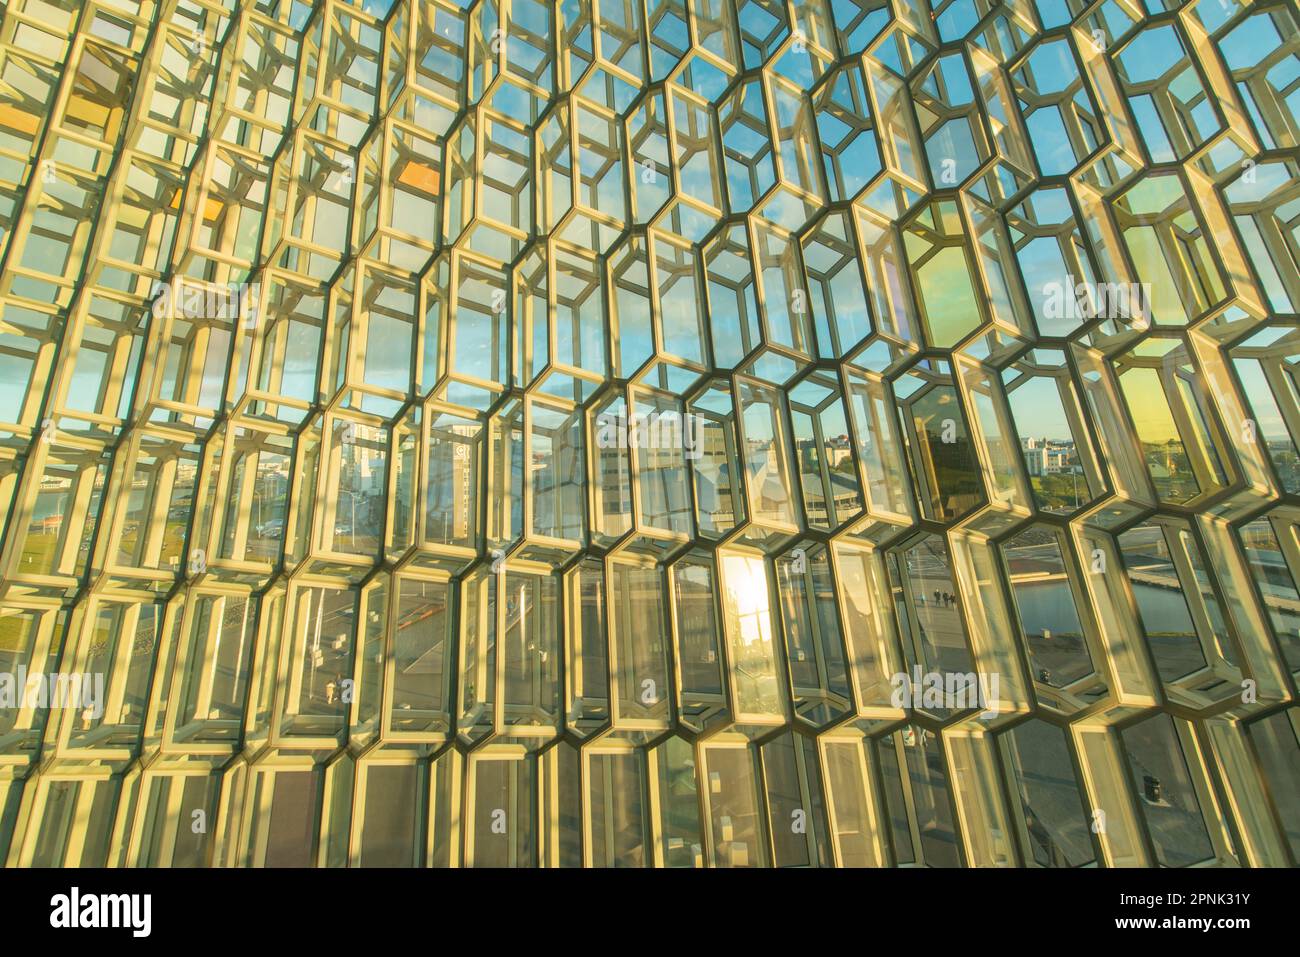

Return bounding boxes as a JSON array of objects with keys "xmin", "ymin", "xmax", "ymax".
[{"xmin": 0, "ymin": 0, "xmax": 1296, "ymax": 868}]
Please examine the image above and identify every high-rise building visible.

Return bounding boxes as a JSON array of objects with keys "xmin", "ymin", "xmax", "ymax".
[{"xmin": 0, "ymin": 0, "xmax": 1296, "ymax": 869}]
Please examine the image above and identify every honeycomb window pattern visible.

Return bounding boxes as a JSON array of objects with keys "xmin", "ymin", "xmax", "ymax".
[{"xmin": 0, "ymin": 0, "xmax": 1295, "ymax": 868}]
